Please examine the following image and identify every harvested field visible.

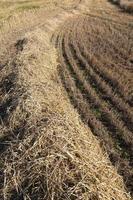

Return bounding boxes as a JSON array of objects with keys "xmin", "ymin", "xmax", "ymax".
[
  {"xmin": 0, "ymin": 27, "xmax": 130, "ymax": 200},
  {"xmin": 0, "ymin": 0, "xmax": 133, "ymax": 199},
  {"xmin": 55, "ymin": 5, "xmax": 133, "ymax": 196}
]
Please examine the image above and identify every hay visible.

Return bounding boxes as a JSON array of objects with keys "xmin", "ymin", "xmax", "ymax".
[{"xmin": 0, "ymin": 29, "xmax": 130, "ymax": 199}]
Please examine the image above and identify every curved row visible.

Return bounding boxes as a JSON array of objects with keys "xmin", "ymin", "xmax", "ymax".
[{"xmin": 56, "ymin": 15, "xmax": 133, "ymax": 195}]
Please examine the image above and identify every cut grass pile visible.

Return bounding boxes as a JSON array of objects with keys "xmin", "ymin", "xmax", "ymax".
[
  {"xmin": 0, "ymin": 0, "xmax": 133, "ymax": 199},
  {"xmin": 0, "ymin": 28, "xmax": 131, "ymax": 200}
]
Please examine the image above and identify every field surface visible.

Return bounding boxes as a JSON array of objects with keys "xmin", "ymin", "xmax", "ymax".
[{"xmin": 0, "ymin": 0, "xmax": 133, "ymax": 199}]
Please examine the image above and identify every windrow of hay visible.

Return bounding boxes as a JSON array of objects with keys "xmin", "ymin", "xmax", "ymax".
[{"xmin": 0, "ymin": 26, "xmax": 131, "ymax": 199}]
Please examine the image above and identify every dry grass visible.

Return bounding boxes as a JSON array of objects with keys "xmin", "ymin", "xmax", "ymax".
[
  {"xmin": 0, "ymin": 27, "xmax": 131, "ymax": 200},
  {"xmin": 0, "ymin": 0, "xmax": 132, "ymax": 199},
  {"xmin": 0, "ymin": 0, "xmax": 43, "ymax": 27},
  {"xmin": 0, "ymin": 0, "xmax": 81, "ymax": 28},
  {"xmin": 56, "ymin": 14, "xmax": 133, "ymax": 195}
]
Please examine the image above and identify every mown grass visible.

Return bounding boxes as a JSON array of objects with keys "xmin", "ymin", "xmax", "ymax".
[
  {"xmin": 57, "ymin": 14, "xmax": 133, "ymax": 196},
  {"xmin": 0, "ymin": 0, "xmax": 82, "ymax": 27},
  {"xmin": 0, "ymin": 0, "xmax": 132, "ymax": 199},
  {"xmin": 0, "ymin": 0, "xmax": 43, "ymax": 27}
]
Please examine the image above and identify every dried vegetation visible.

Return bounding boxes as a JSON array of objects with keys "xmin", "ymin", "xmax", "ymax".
[
  {"xmin": 54, "ymin": 0, "xmax": 133, "ymax": 196},
  {"xmin": 0, "ymin": 0, "xmax": 133, "ymax": 199}
]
